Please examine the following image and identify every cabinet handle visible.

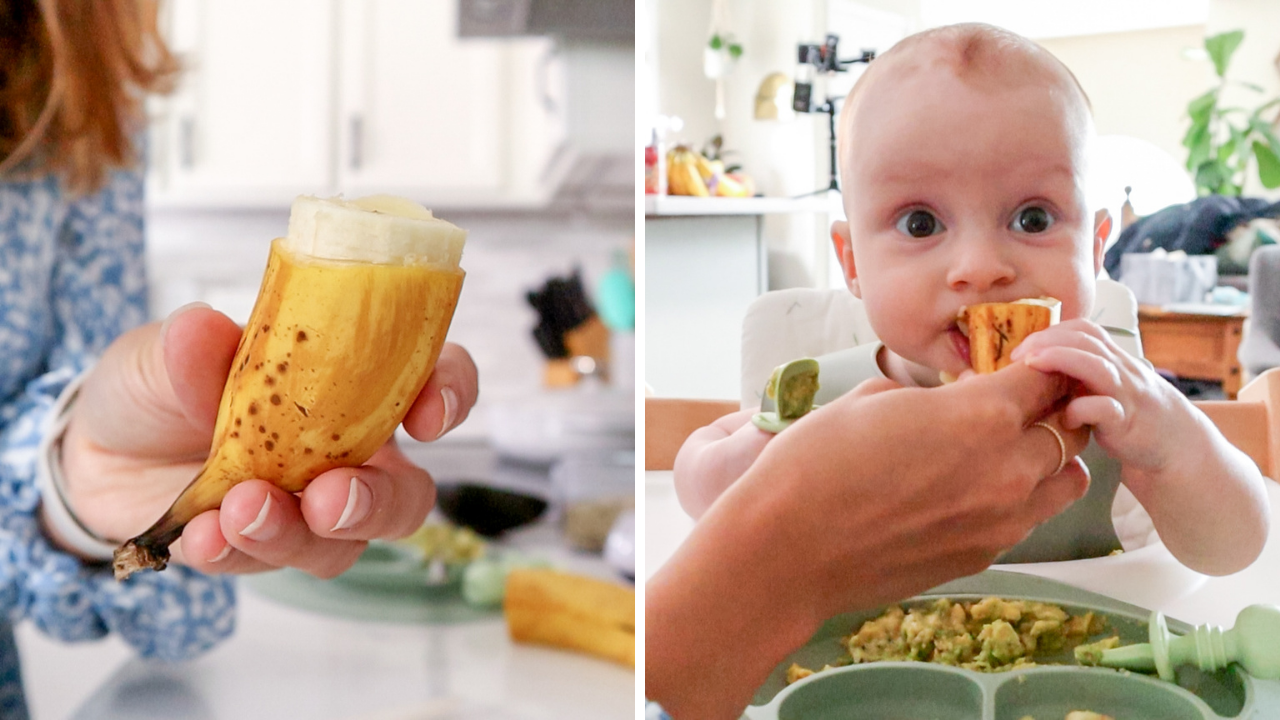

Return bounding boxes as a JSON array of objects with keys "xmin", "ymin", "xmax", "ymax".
[
  {"xmin": 349, "ymin": 115, "xmax": 364, "ymax": 171},
  {"xmin": 179, "ymin": 116, "xmax": 195, "ymax": 169}
]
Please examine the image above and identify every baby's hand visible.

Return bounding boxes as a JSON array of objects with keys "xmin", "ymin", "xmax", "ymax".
[
  {"xmin": 672, "ymin": 409, "xmax": 772, "ymax": 519},
  {"xmin": 1010, "ymin": 319, "xmax": 1191, "ymax": 473},
  {"xmin": 672, "ymin": 378, "xmax": 902, "ymax": 519}
]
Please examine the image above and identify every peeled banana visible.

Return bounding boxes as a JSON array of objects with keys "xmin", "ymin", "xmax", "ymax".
[
  {"xmin": 504, "ymin": 568, "xmax": 635, "ymax": 667},
  {"xmin": 112, "ymin": 195, "xmax": 466, "ymax": 580},
  {"xmin": 958, "ymin": 297, "xmax": 1061, "ymax": 374}
]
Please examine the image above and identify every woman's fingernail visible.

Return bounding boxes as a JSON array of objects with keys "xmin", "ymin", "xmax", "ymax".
[
  {"xmin": 239, "ymin": 494, "xmax": 278, "ymax": 541},
  {"xmin": 159, "ymin": 301, "xmax": 212, "ymax": 343},
  {"xmin": 436, "ymin": 387, "xmax": 458, "ymax": 439},
  {"xmin": 331, "ymin": 477, "xmax": 372, "ymax": 532},
  {"xmin": 209, "ymin": 543, "xmax": 233, "ymax": 563}
]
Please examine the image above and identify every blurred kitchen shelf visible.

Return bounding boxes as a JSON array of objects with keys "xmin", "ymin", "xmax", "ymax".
[{"xmin": 644, "ymin": 194, "xmax": 838, "ymax": 216}]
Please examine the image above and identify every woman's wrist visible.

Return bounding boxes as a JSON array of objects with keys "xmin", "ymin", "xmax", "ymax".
[
  {"xmin": 35, "ymin": 370, "xmax": 119, "ymax": 560},
  {"xmin": 648, "ymin": 479, "xmax": 825, "ymax": 719}
]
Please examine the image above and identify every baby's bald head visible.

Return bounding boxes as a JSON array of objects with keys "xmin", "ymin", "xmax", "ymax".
[{"xmin": 837, "ymin": 23, "xmax": 1092, "ymax": 184}]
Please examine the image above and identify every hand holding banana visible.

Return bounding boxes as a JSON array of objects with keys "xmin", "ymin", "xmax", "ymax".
[{"xmin": 54, "ymin": 196, "xmax": 479, "ymax": 580}]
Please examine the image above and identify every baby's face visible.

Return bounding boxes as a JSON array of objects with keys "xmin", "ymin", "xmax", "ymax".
[{"xmin": 833, "ymin": 52, "xmax": 1102, "ymax": 383}]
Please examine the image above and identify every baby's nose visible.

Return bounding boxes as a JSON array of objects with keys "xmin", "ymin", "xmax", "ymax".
[{"xmin": 946, "ymin": 237, "xmax": 1016, "ymax": 291}]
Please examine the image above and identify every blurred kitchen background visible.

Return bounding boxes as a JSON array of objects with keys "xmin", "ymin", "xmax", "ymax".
[
  {"xmin": 644, "ymin": 0, "xmax": 1280, "ymax": 400},
  {"xmin": 18, "ymin": 2, "xmax": 637, "ymax": 719}
]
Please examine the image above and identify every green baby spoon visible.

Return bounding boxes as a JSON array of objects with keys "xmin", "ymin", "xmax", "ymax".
[
  {"xmin": 752, "ymin": 358, "xmax": 820, "ymax": 433},
  {"xmin": 1099, "ymin": 605, "xmax": 1280, "ymax": 682}
]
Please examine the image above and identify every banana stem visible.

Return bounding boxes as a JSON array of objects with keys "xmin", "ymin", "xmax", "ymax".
[
  {"xmin": 112, "ymin": 537, "xmax": 174, "ymax": 580},
  {"xmin": 112, "ymin": 511, "xmax": 189, "ymax": 579}
]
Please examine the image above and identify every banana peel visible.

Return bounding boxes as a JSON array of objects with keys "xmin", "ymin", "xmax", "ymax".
[
  {"xmin": 112, "ymin": 195, "xmax": 466, "ymax": 580},
  {"xmin": 958, "ymin": 297, "xmax": 1061, "ymax": 374},
  {"xmin": 504, "ymin": 568, "xmax": 635, "ymax": 668}
]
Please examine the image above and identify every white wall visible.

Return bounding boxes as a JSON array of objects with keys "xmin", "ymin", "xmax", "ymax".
[
  {"xmin": 652, "ymin": 0, "xmax": 852, "ymax": 290},
  {"xmin": 1038, "ymin": 26, "xmax": 1215, "ymax": 169},
  {"xmin": 649, "ymin": 0, "xmax": 1280, "ymax": 293}
]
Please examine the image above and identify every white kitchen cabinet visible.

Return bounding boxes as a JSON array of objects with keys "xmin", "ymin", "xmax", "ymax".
[
  {"xmin": 150, "ymin": 0, "xmax": 335, "ymax": 206},
  {"xmin": 645, "ymin": 196, "xmax": 835, "ymax": 400},
  {"xmin": 149, "ymin": 0, "xmax": 567, "ymax": 208}
]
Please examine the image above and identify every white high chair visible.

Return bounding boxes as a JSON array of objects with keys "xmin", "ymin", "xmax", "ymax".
[{"xmin": 643, "ymin": 279, "xmax": 1280, "ymax": 608}]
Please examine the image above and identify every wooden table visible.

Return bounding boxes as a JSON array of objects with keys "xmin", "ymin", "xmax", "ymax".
[{"xmin": 1137, "ymin": 305, "xmax": 1248, "ymax": 398}]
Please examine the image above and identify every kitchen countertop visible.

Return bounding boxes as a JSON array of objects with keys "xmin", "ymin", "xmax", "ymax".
[
  {"xmin": 647, "ymin": 469, "xmax": 1280, "ymax": 629},
  {"xmin": 18, "ymin": 440, "xmax": 634, "ymax": 720}
]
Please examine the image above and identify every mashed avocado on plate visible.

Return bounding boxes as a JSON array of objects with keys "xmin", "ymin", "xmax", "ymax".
[{"xmin": 786, "ymin": 597, "xmax": 1121, "ymax": 683}]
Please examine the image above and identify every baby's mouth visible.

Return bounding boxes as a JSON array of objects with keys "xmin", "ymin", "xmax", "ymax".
[{"xmin": 948, "ymin": 322, "xmax": 971, "ymax": 367}]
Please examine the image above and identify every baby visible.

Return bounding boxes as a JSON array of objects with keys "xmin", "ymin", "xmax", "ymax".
[{"xmin": 674, "ymin": 23, "xmax": 1269, "ymax": 576}]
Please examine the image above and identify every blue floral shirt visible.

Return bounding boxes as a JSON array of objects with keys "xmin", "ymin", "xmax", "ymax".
[{"xmin": 0, "ymin": 167, "xmax": 235, "ymax": 719}]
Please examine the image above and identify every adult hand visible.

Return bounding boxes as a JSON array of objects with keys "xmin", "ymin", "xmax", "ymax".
[
  {"xmin": 57, "ymin": 304, "xmax": 478, "ymax": 577},
  {"xmin": 646, "ymin": 363, "xmax": 1088, "ymax": 720}
]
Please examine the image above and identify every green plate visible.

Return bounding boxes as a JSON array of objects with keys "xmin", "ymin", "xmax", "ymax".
[
  {"xmin": 243, "ymin": 542, "xmax": 498, "ymax": 625},
  {"xmin": 744, "ymin": 570, "xmax": 1280, "ymax": 720}
]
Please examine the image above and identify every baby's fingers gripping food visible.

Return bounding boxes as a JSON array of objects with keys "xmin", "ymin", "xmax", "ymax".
[{"xmin": 113, "ymin": 195, "xmax": 466, "ymax": 579}]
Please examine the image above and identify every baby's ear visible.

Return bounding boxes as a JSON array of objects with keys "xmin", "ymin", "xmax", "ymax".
[
  {"xmin": 831, "ymin": 221, "xmax": 861, "ymax": 297},
  {"xmin": 1092, "ymin": 209, "xmax": 1112, "ymax": 276}
]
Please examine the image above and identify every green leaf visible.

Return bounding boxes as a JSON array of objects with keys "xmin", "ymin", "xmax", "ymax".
[
  {"xmin": 728, "ymin": 43, "xmax": 743, "ymax": 59},
  {"xmin": 1261, "ymin": 126, "xmax": 1280, "ymax": 156},
  {"xmin": 1182, "ymin": 119, "xmax": 1204, "ymax": 149},
  {"xmin": 708, "ymin": 34, "xmax": 723, "ymax": 50},
  {"xmin": 1204, "ymin": 30, "xmax": 1245, "ymax": 78},
  {"xmin": 1182, "ymin": 115, "xmax": 1208, "ymax": 147},
  {"xmin": 1255, "ymin": 140, "xmax": 1280, "ymax": 189},
  {"xmin": 1218, "ymin": 128, "xmax": 1240, "ymax": 162},
  {"xmin": 1195, "ymin": 160, "xmax": 1231, "ymax": 194},
  {"xmin": 1187, "ymin": 88, "xmax": 1218, "ymax": 124},
  {"xmin": 1248, "ymin": 98, "xmax": 1280, "ymax": 123},
  {"xmin": 1184, "ymin": 122, "xmax": 1212, "ymax": 169},
  {"xmin": 1236, "ymin": 81, "xmax": 1267, "ymax": 93}
]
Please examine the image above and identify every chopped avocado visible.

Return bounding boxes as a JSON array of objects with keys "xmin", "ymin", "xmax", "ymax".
[
  {"xmin": 1074, "ymin": 636, "xmax": 1122, "ymax": 666},
  {"xmin": 767, "ymin": 358, "xmax": 820, "ymax": 420}
]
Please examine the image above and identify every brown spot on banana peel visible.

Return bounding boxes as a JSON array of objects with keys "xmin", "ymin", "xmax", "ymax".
[{"xmin": 112, "ymin": 238, "xmax": 464, "ymax": 580}]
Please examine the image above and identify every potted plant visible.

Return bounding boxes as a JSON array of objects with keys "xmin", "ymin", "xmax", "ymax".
[{"xmin": 1183, "ymin": 30, "xmax": 1280, "ymax": 195}]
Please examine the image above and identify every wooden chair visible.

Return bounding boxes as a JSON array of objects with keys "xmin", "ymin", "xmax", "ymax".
[
  {"xmin": 646, "ymin": 369, "xmax": 1280, "ymax": 479},
  {"xmin": 645, "ymin": 398, "xmax": 738, "ymax": 471},
  {"xmin": 1197, "ymin": 368, "xmax": 1280, "ymax": 482}
]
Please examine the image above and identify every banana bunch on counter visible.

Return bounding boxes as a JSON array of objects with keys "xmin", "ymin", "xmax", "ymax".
[{"xmin": 666, "ymin": 145, "xmax": 753, "ymax": 198}]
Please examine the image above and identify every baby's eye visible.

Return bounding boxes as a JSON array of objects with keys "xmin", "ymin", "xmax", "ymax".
[
  {"xmin": 896, "ymin": 210, "xmax": 944, "ymax": 238},
  {"xmin": 1011, "ymin": 206, "xmax": 1054, "ymax": 234}
]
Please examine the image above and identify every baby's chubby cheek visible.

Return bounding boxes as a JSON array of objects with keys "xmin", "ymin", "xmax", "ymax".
[{"xmin": 1052, "ymin": 277, "xmax": 1096, "ymax": 324}]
